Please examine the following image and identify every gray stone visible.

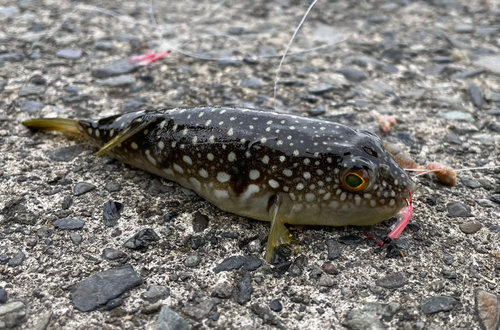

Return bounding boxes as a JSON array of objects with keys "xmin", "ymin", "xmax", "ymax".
[
  {"xmin": 18, "ymin": 85, "xmax": 45, "ymax": 96},
  {"xmin": 184, "ymin": 252, "xmax": 201, "ymax": 267},
  {"xmin": 74, "ymin": 182, "xmax": 96, "ymax": 196},
  {"xmin": 309, "ymin": 84, "xmax": 334, "ymax": 95},
  {"xmin": 0, "ymin": 289, "xmax": 7, "ymax": 304},
  {"xmin": 46, "ymin": 145, "xmax": 85, "ymax": 162},
  {"xmin": 436, "ymin": 111, "xmax": 474, "ymax": 123},
  {"xmin": 53, "ymin": 218, "xmax": 84, "ymax": 230},
  {"xmin": 192, "ymin": 212, "xmax": 209, "ymax": 232},
  {"xmin": 104, "ymin": 181, "xmax": 122, "ymax": 192},
  {"xmin": 335, "ymin": 68, "xmax": 367, "ymax": 83},
  {"xmin": 32, "ymin": 310, "xmax": 52, "ymax": 330},
  {"xmin": 241, "ymin": 77, "xmax": 261, "ymax": 89},
  {"xmin": 313, "ymin": 25, "xmax": 344, "ymax": 43},
  {"xmin": 419, "ymin": 296, "xmax": 458, "ymax": 314},
  {"xmin": 8, "ymin": 250, "xmax": 26, "ymax": 267},
  {"xmin": 55, "ymin": 49, "xmax": 82, "ymax": 59},
  {"xmin": 183, "ymin": 298, "xmax": 218, "ymax": 321},
  {"xmin": 18, "ymin": 101, "xmax": 45, "ymax": 114},
  {"xmin": 102, "ymin": 248, "xmax": 128, "ymax": 263},
  {"xmin": 92, "ymin": 58, "xmax": 138, "ymax": 78},
  {"xmin": 326, "ymin": 239, "xmax": 341, "ymax": 260},
  {"xmin": 103, "ymin": 201, "xmax": 123, "ymax": 227},
  {"xmin": 96, "ymin": 75, "xmax": 136, "ymax": 87},
  {"xmin": 474, "ymin": 56, "xmax": 500, "ymax": 75},
  {"xmin": 212, "ymin": 282, "xmax": 233, "ymax": 299},
  {"xmin": 447, "ymin": 201, "xmax": 473, "ymax": 217},
  {"xmin": 70, "ymin": 233, "xmax": 83, "ymax": 245},
  {"xmin": 213, "ymin": 256, "xmax": 244, "ymax": 273},
  {"xmin": 362, "ymin": 80, "xmax": 395, "ymax": 95},
  {"xmin": 343, "ymin": 309, "xmax": 386, "ymax": 330},
  {"xmin": 123, "ymin": 228, "xmax": 160, "ymax": 250},
  {"xmin": 469, "ymin": 83, "xmax": 483, "ymax": 109},
  {"xmin": 0, "ymin": 53, "xmax": 24, "ymax": 63},
  {"xmin": 459, "ymin": 221, "xmax": 482, "ymax": 234},
  {"xmin": 455, "ymin": 24, "xmax": 474, "ymax": 33},
  {"xmin": 236, "ymin": 272, "xmax": 253, "ymax": 305},
  {"xmin": 475, "ymin": 290, "xmax": 499, "ymax": 330},
  {"xmin": 375, "ymin": 272, "xmax": 407, "ymax": 289},
  {"xmin": 318, "ymin": 274, "xmax": 335, "ymax": 287},
  {"xmin": 0, "ymin": 6, "xmax": 20, "ymax": 18},
  {"xmin": 155, "ymin": 306, "xmax": 191, "ymax": 330},
  {"xmin": 94, "ymin": 41, "xmax": 115, "ymax": 51},
  {"xmin": 0, "ymin": 300, "xmax": 26, "ymax": 329},
  {"xmin": 141, "ymin": 285, "xmax": 170, "ymax": 303},
  {"xmin": 71, "ymin": 265, "xmax": 142, "ymax": 312},
  {"xmin": 0, "ymin": 300, "xmax": 24, "ymax": 316}
]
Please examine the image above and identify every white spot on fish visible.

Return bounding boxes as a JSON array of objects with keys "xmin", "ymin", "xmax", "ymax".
[
  {"xmin": 163, "ymin": 168, "xmax": 174, "ymax": 176},
  {"xmin": 329, "ymin": 200, "xmax": 339, "ymax": 209},
  {"xmin": 145, "ymin": 150, "xmax": 156, "ymax": 165},
  {"xmin": 88, "ymin": 128, "xmax": 92, "ymax": 134},
  {"xmin": 323, "ymin": 192, "xmax": 331, "ymax": 200},
  {"xmin": 173, "ymin": 163, "xmax": 184, "ymax": 173},
  {"xmin": 207, "ymin": 153, "xmax": 214, "ymax": 161},
  {"xmin": 305, "ymin": 193, "xmax": 315, "ymax": 202},
  {"xmin": 189, "ymin": 177, "xmax": 201, "ymax": 189},
  {"xmin": 303, "ymin": 172, "xmax": 311, "ymax": 179},
  {"xmin": 268, "ymin": 179, "xmax": 279, "ymax": 188},
  {"xmin": 215, "ymin": 190, "xmax": 229, "ymax": 198},
  {"xmin": 296, "ymin": 183, "xmax": 304, "ymax": 190},
  {"xmin": 209, "ymin": 135, "xmax": 215, "ymax": 144},
  {"xmin": 262, "ymin": 155, "xmax": 270, "ymax": 164},
  {"xmin": 183, "ymin": 155, "xmax": 193, "ymax": 165},
  {"xmin": 217, "ymin": 172, "xmax": 230, "ymax": 183},
  {"xmin": 228, "ymin": 128, "xmax": 234, "ymax": 136},
  {"xmin": 249, "ymin": 170, "xmax": 260, "ymax": 180},
  {"xmin": 199, "ymin": 169, "xmax": 208, "ymax": 178},
  {"xmin": 279, "ymin": 156, "xmax": 286, "ymax": 162},
  {"xmin": 283, "ymin": 169, "xmax": 292, "ymax": 177},
  {"xmin": 131, "ymin": 142, "xmax": 138, "ymax": 149},
  {"xmin": 228, "ymin": 152, "xmax": 236, "ymax": 162},
  {"xmin": 158, "ymin": 141, "xmax": 164, "ymax": 150},
  {"xmin": 240, "ymin": 184, "xmax": 259, "ymax": 201}
]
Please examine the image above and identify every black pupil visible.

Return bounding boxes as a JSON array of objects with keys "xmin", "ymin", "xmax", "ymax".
[{"xmin": 346, "ymin": 174, "xmax": 363, "ymax": 188}]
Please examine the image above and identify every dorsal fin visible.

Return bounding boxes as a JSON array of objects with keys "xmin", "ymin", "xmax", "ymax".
[{"xmin": 93, "ymin": 117, "xmax": 156, "ymax": 157}]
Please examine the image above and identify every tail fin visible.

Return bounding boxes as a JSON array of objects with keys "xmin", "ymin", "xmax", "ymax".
[{"xmin": 22, "ymin": 118, "xmax": 81, "ymax": 135}]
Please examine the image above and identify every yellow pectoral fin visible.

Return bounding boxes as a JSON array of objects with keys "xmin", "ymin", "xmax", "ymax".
[
  {"xmin": 265, "ymin": 195, "xmax": 297, "ymax": 263},
  {"xmin": 93, "ymin": 118, "xmax": 154, "ymax": 157}
]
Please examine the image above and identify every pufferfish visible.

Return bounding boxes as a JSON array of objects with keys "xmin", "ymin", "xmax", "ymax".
[{"xmin": 22, "ymin": 107, "xmax": 416, "ymax": 261}]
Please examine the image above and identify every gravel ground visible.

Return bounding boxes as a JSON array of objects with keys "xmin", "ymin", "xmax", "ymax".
[{"xmin": 1, "ymin": 0, "xmax": 500, "ymax": 329}]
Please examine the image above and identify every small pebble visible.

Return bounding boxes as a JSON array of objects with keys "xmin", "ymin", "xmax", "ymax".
[
  {"xmin": 184, "ymin": 252, "xmax": 201, "ymax": 267},
  {"xmin": 459, "ymin": 221, "xmax": 482, "ymax": 234},
  {"xmin": 270, "ymin": 299, "xmax": 282, "ymax": 312},
  {"xmin": 53, "ymin": 218, "xmax": 85, "ymax": 230},
  {"xmin": 0, "ymin": 289, "xmax": 7, "ymax": 304},
  {"xmin": 74, "ymin": 182, "xmax": 96, "ymax": 196},
  {"xmin": 419, "ymin": 296, "xmax": 457, "ymax": 314}
]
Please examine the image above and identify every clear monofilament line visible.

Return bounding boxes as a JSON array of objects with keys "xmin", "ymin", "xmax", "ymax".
[{"xmin": 273, "ymin": 0, "xmax": 320, "ymax": 111}]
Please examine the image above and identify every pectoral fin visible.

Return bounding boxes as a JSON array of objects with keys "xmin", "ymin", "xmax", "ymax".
[
  {"xmin": 265, "ymin": 195, "xmax": 297, "ymax": 263},
  {"xmin": 94, "ymin": 118, "xmax": 154, "ymax": 157}
]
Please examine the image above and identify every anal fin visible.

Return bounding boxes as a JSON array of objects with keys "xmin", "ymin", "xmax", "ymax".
[{"xmin": 265, "ymin": 195, "xmax": 297, "ymax": 263}]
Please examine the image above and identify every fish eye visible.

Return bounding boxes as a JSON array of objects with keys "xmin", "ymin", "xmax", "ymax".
[{"xmin": 344, "ymin": 171, "xmax": 368, "ymax": 191}]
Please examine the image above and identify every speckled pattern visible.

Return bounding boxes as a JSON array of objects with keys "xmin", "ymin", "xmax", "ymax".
[{"xmin": 79, "ymin": 107, "xmax": 415, "ymax": 226}]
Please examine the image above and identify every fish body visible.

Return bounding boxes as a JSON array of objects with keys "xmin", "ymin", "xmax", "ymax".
[{"xmin": 23, "ymin": 106, "xmax": 416, "ymax": 260}]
